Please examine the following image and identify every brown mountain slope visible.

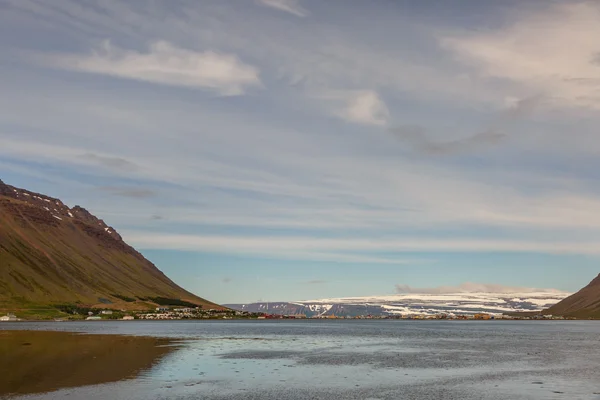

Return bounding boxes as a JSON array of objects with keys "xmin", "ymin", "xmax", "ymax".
[
  {"xmin": 0, "ymin": 179, "xmax": 224, "ymax": 310},
  {"xmin": 545, "ymin": 274, "xmax": 600, "ymax": 318}
]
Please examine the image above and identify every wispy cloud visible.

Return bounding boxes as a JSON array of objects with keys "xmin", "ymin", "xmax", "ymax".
[
  {"xmin": 222, "ymin": 277, "xmax": 233, "ymax": 284},
  {"xmin": 395, "ymin": 282, "xmax": 566, "ymax": 294},
  {"xmin": 256, "ymin": 0, "xmax": 308, "ymax": 17},
  {"xmin": 99, "ymin": 186, "xmax": 156, "ymax": 198},
  {"xmin": 38, "ymin": 40, "xmax": 261, "ymax": 95},
  {"xmin": 305, "ymin": 280, "xmax": 327, "ymax": 285},
  {"xmin": 83, "ymin": 153, "xmax": 137, "ymax": 170},
  {"xmin": 441, "ymin": 2, "xmax": 600, "ymax": 110},
  {"xmin": 122, "ymin": 232, "xmax": 600, "ymax": 258},
  {"xmin": 4, "ymin": 0, "xmax": 513, "ymax": 107},
  {"xmin": 389, "ymin": 95, "xmax": 543, "ymax": 155},
  {"xmin": 8, "ymin": 136, "xmax": 600, "ymax": 234},
  {"xmin": 390, "ymin": 126, "xmax": 505, "ymax": 155}
]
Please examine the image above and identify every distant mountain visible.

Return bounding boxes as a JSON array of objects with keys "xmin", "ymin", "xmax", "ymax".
[
  {"xmin": 226, "ymin": 291, "xmax": 569, "ymax": 317},
  {"xmin": 0, "ymin": 179, "xmax": 223, "ymax": 310},
  {"xmin": 545, "ymin": 274, "xmax": 600, "ymax": 318}
]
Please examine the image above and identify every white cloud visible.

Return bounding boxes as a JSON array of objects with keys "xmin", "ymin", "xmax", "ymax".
[
  {"xmin": 39, "ymin": 40, "xmax": 261, "ymax": 95},
  {"xmin": 441, "ymin": 2, "xmax": 600, "ymax": 109},
  {"xmin": 321, "ymin": 90, "xmax": 390, "ymax": 126},
  {"xmin": 343, "ymin": 90, "xmax": 390, "ymax": 126},
  {"xmin": 5, "ymin": 1, "xmax": 504, "ymax": 108},
  {"xmin": 257, "ymin": 0, "xmax": 308, "ymax": 17},
  {"xmin": 395, "ymin": 282, "xmax": 566, "ymax": 294}
]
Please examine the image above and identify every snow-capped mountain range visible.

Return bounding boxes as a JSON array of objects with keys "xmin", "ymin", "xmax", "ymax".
[{"xmin": 225, "ymin": 291, "xmax": 570, "ymax": 317}]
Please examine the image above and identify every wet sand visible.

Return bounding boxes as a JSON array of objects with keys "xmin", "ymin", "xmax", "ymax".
[{"xmin": 0, "ymin": 330, "xmax": 176, "ymax": 397}]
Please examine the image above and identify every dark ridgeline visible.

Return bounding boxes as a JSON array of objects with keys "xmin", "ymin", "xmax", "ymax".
[
  {"xmin": 546, "ymin": 274, "xmax": 600, "ymax": 318},
  {"xmin": 0, "ymin": 179, "xmax": 223, "ymax": 310}
]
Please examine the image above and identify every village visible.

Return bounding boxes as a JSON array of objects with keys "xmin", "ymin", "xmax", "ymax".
[
  {"xmin": 134, "ymin": 307, "xmax": 252, "ymax": 320},
  {"xmin": 0, "ymin": 308, "xmax": 571, "ymax": 322}
]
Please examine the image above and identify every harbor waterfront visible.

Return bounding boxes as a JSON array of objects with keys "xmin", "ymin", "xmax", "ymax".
[{"xmin": 1, "ymin": 320, "xmax": 599, "ymax": 400}]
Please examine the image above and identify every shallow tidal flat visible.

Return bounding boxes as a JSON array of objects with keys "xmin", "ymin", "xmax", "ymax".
[
  {"xmin": 0, "ymin": 331, "xmax": 175, "ymax": 397},
  {"xmin": 1, "ymin": 321, "xmax": 599, "ymax": 400}
]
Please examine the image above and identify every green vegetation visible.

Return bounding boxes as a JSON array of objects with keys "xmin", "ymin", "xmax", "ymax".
[
  {"xmin": 149, "ymin": 297, "xmax": 200, "ymax": 308},
  {"xmin": 54, "ymin": 304, "xmax": 96, "ymax": 316},
  {"xmin": 101, "ymin": 311, "xmax": 127, "ymax": 320},
  {"xmin": 111, "ymin": 294, "xmax": 136, "ymax": 302},
  {"xmin": 13, "ymin": 308, "xmax": 67, "ymax": 320}
]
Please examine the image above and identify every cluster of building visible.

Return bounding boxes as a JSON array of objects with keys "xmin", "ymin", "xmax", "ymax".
[
  {"xmin": 84, "ymin": 309, "xmax": 134, "ymax": 320},
  {"xmin": 136, "ymin": 307, "xmax": 250, "ymax": 320}
]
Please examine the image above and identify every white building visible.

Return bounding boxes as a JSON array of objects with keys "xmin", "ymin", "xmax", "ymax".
[{"xmin": 0, "ymin": 314, "xmax": 17, "ymax": 322}]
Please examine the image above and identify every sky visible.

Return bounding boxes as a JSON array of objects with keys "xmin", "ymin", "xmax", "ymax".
[{"xmin": 1, "ymin": 0, "xmax": 600, "ymax": 304}]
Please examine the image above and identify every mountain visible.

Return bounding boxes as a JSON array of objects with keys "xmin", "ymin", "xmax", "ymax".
[
  {"xmin": 0, "ymin": 179, "xmax": 223, "ymax": 311},
  {"xmin": 226, "ymin": 291, "xmax": 569, "ymax": 318},
  {"xmin": 545, "ymin": 274, "xmax": 600, "ymax": 318}
]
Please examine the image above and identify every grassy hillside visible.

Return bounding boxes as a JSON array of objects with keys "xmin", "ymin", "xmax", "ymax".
[
  {"xmin": 0, "ymin": 182, "xmax": 224, "ymax": 313},
  {"xmin": 545, "ymin": 274, "xmax": 600, "ymax": 318}
]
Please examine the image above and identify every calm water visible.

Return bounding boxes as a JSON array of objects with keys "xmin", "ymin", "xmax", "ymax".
[{"xmin": 1, "ymin": 320, "xmax": 600, "ymax": 400}]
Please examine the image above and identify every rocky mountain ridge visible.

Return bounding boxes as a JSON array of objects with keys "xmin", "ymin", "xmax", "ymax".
[{"xmin": 0, "ymin": 179, "xmax": 122, "ymax": 241}]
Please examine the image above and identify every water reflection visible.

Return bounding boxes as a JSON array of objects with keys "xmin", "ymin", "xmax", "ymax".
[{"xmin": 0, "ymin": 331, "xmax": 175, "ymax": 397}]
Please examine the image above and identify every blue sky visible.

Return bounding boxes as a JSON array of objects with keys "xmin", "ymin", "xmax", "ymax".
[{"xmin": 2, "ymin": 0, "xmax": 600, "ymax": 303}]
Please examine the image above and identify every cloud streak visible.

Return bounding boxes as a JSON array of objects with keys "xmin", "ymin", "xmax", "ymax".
[
  {"xmin": 395, "ymin": 282, "xmax": 566, "ymax": 294},
  {"xmin": 7, "ymin": 136, "xmax": 600, "ymax": 235},
  {"xmin": 99, "ymin": 186, "xmax": 156, "ymax": 198},
  {"xmin": 389, "ymin": 95, "xmax": 543, "ymax": 155},
  {"xmin": 83, "ymin": 153, "xmax": 137, "ymax": 170},
  {"xmin": 390, "ymin": 126, "xmax": 506, "ymax": 155},
  {"xmin": 257, "ymin": 0, "xmax": 308, "ymax": 17},
  {"xmin": 39, "ymin": 41, "xmax": 261, "ymax": 95},
  {"xmin": 122, "ymin": 232, "xmax": 600, "ymax": 258}
]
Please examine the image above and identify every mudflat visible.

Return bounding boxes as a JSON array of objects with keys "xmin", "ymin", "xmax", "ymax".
[{"xmin": 0, "ymin": 330, "xmax": 175, "ymax": 397}]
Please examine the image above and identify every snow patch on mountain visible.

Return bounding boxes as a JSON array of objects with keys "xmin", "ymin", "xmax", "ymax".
[{"xmin": 226, "ymin": 291, "xmax": 570, "ymax": 317}]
